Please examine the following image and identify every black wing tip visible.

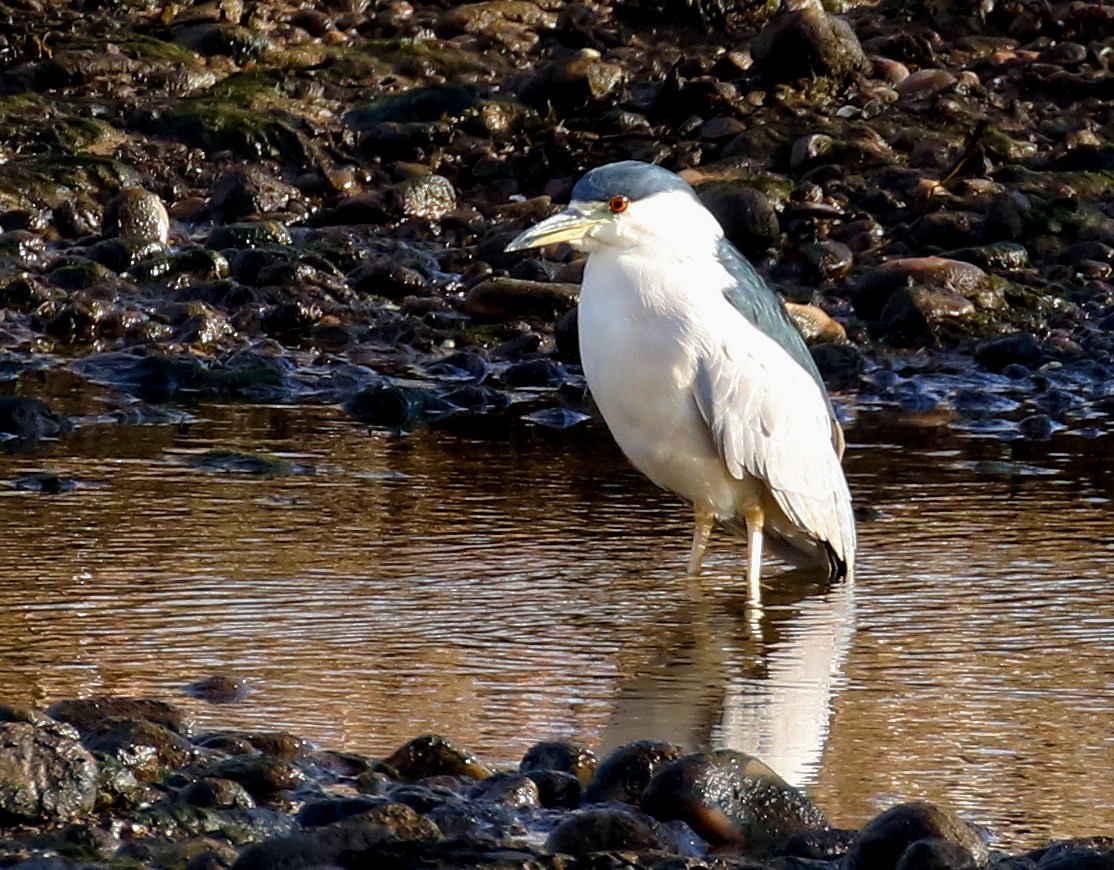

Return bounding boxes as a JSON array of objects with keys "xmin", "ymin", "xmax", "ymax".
[{"xmin": 825, "ymin": 543, "xmax": 850, "ymax": 583}]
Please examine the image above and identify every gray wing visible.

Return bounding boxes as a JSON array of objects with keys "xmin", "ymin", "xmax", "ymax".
[
  {"xmin": 692, "ymin": 332, "xmax": 856, "ymax": 565},
  {"xmin": 716, "ymin": 238, "xmax": 845, "ymax": 458}
]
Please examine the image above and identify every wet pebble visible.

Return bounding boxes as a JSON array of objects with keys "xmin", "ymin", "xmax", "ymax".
[
  {"xmin": 104, "ymin": 187, "xmax": 169, "ymax": 245},
  {"xmin": 583, "ymin": 739, "xmax": 684, "ymax": 807},
  {"xmin": 544, "ymin": 807, "xmax": 682, "ymax": 856},
  {"xmin": 844, "ymin": 801, "xmax": 989, "ymax": 870},
  {"xmin": 460, "ymin": 277, "xmax": 578, "ymax": 322},
  {"xmin": 382, "ymin": 734, "xmax": 491, "ymax": 781},
  {"xmin": 641, "ymin": 749, "xmax": 827, "ymax": 847},
  {"xmin": 13, "ymin": 473, "xmax": 78, "ymax": 494},
  {"xmin": 751, "ymin": 6, "xmax": 870, "ymax": 83}
]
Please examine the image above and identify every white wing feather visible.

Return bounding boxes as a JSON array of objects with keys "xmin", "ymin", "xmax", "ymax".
[{"xmin": 692, "ymin": 335, "xmax": 856, "ymax": 564}]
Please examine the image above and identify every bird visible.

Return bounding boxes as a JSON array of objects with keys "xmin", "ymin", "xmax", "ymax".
[{"xmin": 505, "ymin": 160, "xmax": 855, "ymax": 603}]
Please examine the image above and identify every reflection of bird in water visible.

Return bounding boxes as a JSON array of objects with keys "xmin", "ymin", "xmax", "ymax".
[
  {"xmin": 602, "ymin": 573, "xmax": 856, "ymax": 788},
  {"xmin": 507, "ymin": 161, "xmax": 855, "ymax": 604}
]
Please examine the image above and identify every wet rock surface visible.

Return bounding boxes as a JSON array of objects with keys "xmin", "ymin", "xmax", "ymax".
[
  {"xmin": 0, "ymin": 695, "xmax": 1110, "ymax": 869},
  {"xmin": 0, "ymin": 0, "xmax": 1110, "ymax": 448}
]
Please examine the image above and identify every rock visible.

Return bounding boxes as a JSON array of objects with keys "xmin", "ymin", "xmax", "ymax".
[
  {"xmin": 751, "ymin": 6, "xmax": 870, "ymax": 84},
  {"xmin": 544, "ymin": 807, "xmax": 680, "ymax": 856},
  {"xmin": 184, "ymin": 675, "xmax": 252, "ymax": 704},
  {"xmin": 518, "ymin": 48, "xmax": 623, "ymax": 111},
  {"xmin": 811, "ymin": 342, "xmax": 864, "ymax": 391},
  {"xmin": 398, "ymin": 174, "xmax": 456, "ymax": 221},
  {"xmin": 525, "ymin": 769, "xmax": 581, "ymax": 809},
  {"xmin": 349, "ymin": 260, "xmax": 428, "ymax": 300},
  {"xmin": 785, "ymin": 302, "xmax": 847, "ymax": 342},
  {"xmin": 209, "ymin": 755, "xmax": 307, "ymax": 800},
  {"xmin": 381, "ymin": 734, "xmax": 491, "ymax": 781},
  {"xmin": 344, "ymin": 384, "xmax": 458, "ymax": 429},
  {"xmin": 0, "ymin": 721, "xmax": 98, "ymax": 823},
  {"xmin": 460, "ymin": 277, "xmax": 578, "ymax": 321},
  {"xmin": 232, "ymin": 811, "xmax": 441, "ymax": 870},
  {"xmin": 584, "ymin": 739, "xmax": 684, "ymax": 807},
  {"xmin": 500, "ymin": 358, "xmax": 564, "ymax": 388},
  {"xmin": 520, "ymin": 739, "xmax": 597, "ymax": 787},
  {"xmin": 0, "ymin": 397, "xmax": 69, "ymax": 440},
  {"xmin": 81, "ymin": 717, "xmax": 193, "ymax": 781},
  {"xmin": 698, "ymin": 183, "xmax": 781, "ymax": 257},
  {"xmin": 641, "ymin": 749, "xmax": 827, "ymax": 847},
  {"xmin": 897, "ymin": 68, "xmax": 958, "ymax": 99},
  {"xmin": 104, "ymin": 187, "xmax": 169, "ymax": 244},
  {"xmin": 469, "ymin": 772, "xmax": 540, "ymax": 808},
  {"xmin": 876, "ymin": 284, "xmax": 975, "ymax": 346},
  {"xmin": 46, "ymin": 697, "xmax": 195, "ymax": 737},
  {"xmin": 801, "ymin": 240, "xmax": 854, "ymax": 281},
  {"xmin": 211, "ymin": 167, "xmax": 300, "ymax": 221},
  {"xmin": 208, "ymin": 221, "xmax": 292, "ymax": 250},
  {"xmin": 437, "ymin": 1, "xmax": 557, "ymax": 36},
  {"xmin": 177, "ymin": 777, "xmax": 256, "ymax": 810},
  {"xmin": 975, "ymin": 332, "xmax": 1044, "ymax": 372},
  {"xmin": 852, "ymin": 257, "xmax": 995, "ymax": 321},
  {"xmin": 843, "ymin": 801, "xmax": 990, "ymax": 870},
  {"xmin": 895, "ymin": 837, "xmax": 979, "ymax": 870}
]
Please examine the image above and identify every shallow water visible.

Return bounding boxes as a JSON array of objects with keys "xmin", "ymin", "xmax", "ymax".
[{"xmin": 1, "ymin": 403, "xmax": 1111, "ymax": 850}]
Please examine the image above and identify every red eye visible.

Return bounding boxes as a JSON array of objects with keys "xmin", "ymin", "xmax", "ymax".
[{"xmin": 609, "ymin": 195, "xmax": 629, "ymax": 214}]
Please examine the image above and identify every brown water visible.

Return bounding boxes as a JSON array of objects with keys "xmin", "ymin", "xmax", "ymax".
[{"xmin": 1, "ymin": 403, "xmax": 1111, "ymax": 850}]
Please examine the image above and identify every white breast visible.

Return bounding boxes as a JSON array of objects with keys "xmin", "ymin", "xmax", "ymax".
[{"xmin": 577, "ymin": 245, "xmax": 761, "ymax": 517}]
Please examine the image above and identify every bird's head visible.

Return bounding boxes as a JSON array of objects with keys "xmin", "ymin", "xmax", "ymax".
[{"xmin": 505, "ymin": 161, "xmax": 719, "ymax": 255}]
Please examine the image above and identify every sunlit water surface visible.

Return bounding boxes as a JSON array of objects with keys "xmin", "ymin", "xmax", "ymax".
[{"xmin": 1, "ymin": 404, "xmax": 1111, "ymax": 850}]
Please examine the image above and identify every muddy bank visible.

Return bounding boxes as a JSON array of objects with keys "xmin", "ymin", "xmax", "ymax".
[
  {"xmin": 0, "ymin": 0, "xmax": 1113, "ymax": 443},
  {"xmin": 0, "ymin": 696, "xmax": 1111, "ymax": 869}
]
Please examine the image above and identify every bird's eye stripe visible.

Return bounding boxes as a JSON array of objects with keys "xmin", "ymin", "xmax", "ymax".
[{"xmin": 609, "ymin": 195, "xmax": 629, "ymax": 213}]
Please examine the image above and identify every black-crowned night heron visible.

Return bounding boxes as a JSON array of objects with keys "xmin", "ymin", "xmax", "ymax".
[{"xmin": 506, "ymin": 161, "xmax": 855, "ymax": 602}]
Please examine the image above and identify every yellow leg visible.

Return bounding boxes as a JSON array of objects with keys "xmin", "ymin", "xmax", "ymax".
[
  {"xmin": 687, "ymin": 508, "xmax": 715, "ymax": 575},
  {"xmin": 744, "ymin": 506, "xmax": 764, "ymax": 604}
]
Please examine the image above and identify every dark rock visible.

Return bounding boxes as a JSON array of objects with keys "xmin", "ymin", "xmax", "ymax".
[
  {"xmin": 843, "ymin": 801, "xmax": 990, "ymax": 870},
  {"xmin": 853, "ymin": 257, "xmax": 994, "ymax": 321},
  {"xmin": 876, "ymin": 285, "xmax": 975, "ymax": 347},
  {"xmin": 184, "ymin": 675, "xmax": 252, "ymax": 704},
  {"xmin": 0, "ymin": 397, "xmax": 69, "ymax": 440},
  {"xmin": 641, "ymin": 749, "xmax": 827, "ymax": 847},
  {"xmin": 46, "ymin": 697, "xmax": 194, "ymax": 737},
  {"xmin": 208, "ymin": 221, "xmax": 292, "ymax": 251},
  {"xmin": 211, "ymin": 167, "xmax": 299, "ymax": 221},
  {"xmin": 469, "ymin": 772, "xmax": 540, "ymax": 808},
  {"xmin": 801, "ymin": 240, "xmax": 854, "ymax": 282},
  {"xmin": 177, "ymin": 777, "xmax": 256, "ymax": 810},
  {"xmin": 346, "ymin": 84, "xmax": 480, "ymax": 128},
  {"xmin": 296, "ymin": 795, "xmax": 382, "ymax": 827},
  {"xmin": 381, "ymin": 734, "xmax": 491, "ymax": 781},
  {"xmin": 752, "ymin": 6, "xmax": 870, "ymax": 84},
  {"xmin": 349, "ymin": 260, "xmax": 429, "ymax": 301},
  {"xmin": 344, "ymin": 384, "xmax": 459, "ymax": 429},
  {"xmin": 520, "ymin": 739, "xmax": 597, "ymax": 787},
  {"xmin": 896, "ymin": 837, "xmax": 979, "ymax": 870},
  {"xmin": 13, "ymin": 473, "xmax": 78, "ymax": 494},
  {"xmin": 545, "ymin": 806, "xmax": 679, "ymax": 856},
  {"xmin": 555, "ymin": 307, "xmax": 579, "ymax": 362},
  {"xmin": 209, "ymin": 755, "xmax": 307, "ymax": 799},
  {"xmin": 85, "ymin": 236, "xmax": 165, "ymax": 274},
  {"xmin": 460, "ymin": 277, "xmax": 578, "ymax": 321},
  {"xmin": 0, "ymin": 721, "xmax": 98, "ymax": 823},
  {"xmin": 584, "ymin": 739, "xmax": 684, "ymax": 807},
  {"xmin": 500, "ymin": 358, "xmax": 564, "ymax": 388},
  {"xmin": 81, "ymin": 717, "xmax": 193, "ymax": 781},
  {"xmin": 518, "ymin": 48, "xmax": 623, "ymax": 111},
  {"xmin": 698, "ymin": 183, "xmax": 781, "ymax": 257},
  {"xmin": 104, "ymin": 187, "xmax": 169, "ymax": 244},
  {"xmin": 975, "ymin": 332, "xmax": 1044, "ymax": 373},
  {"xmin": 783, "ymin": 826, "xmax": 858, "ymax": 860},
  {"xmin": 811, "ymin": 342, "xmax": 865, "ymax": 391},
  {"xmin": 525, "ymin": 769, "xmax": 581, "ymax": 809}
]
